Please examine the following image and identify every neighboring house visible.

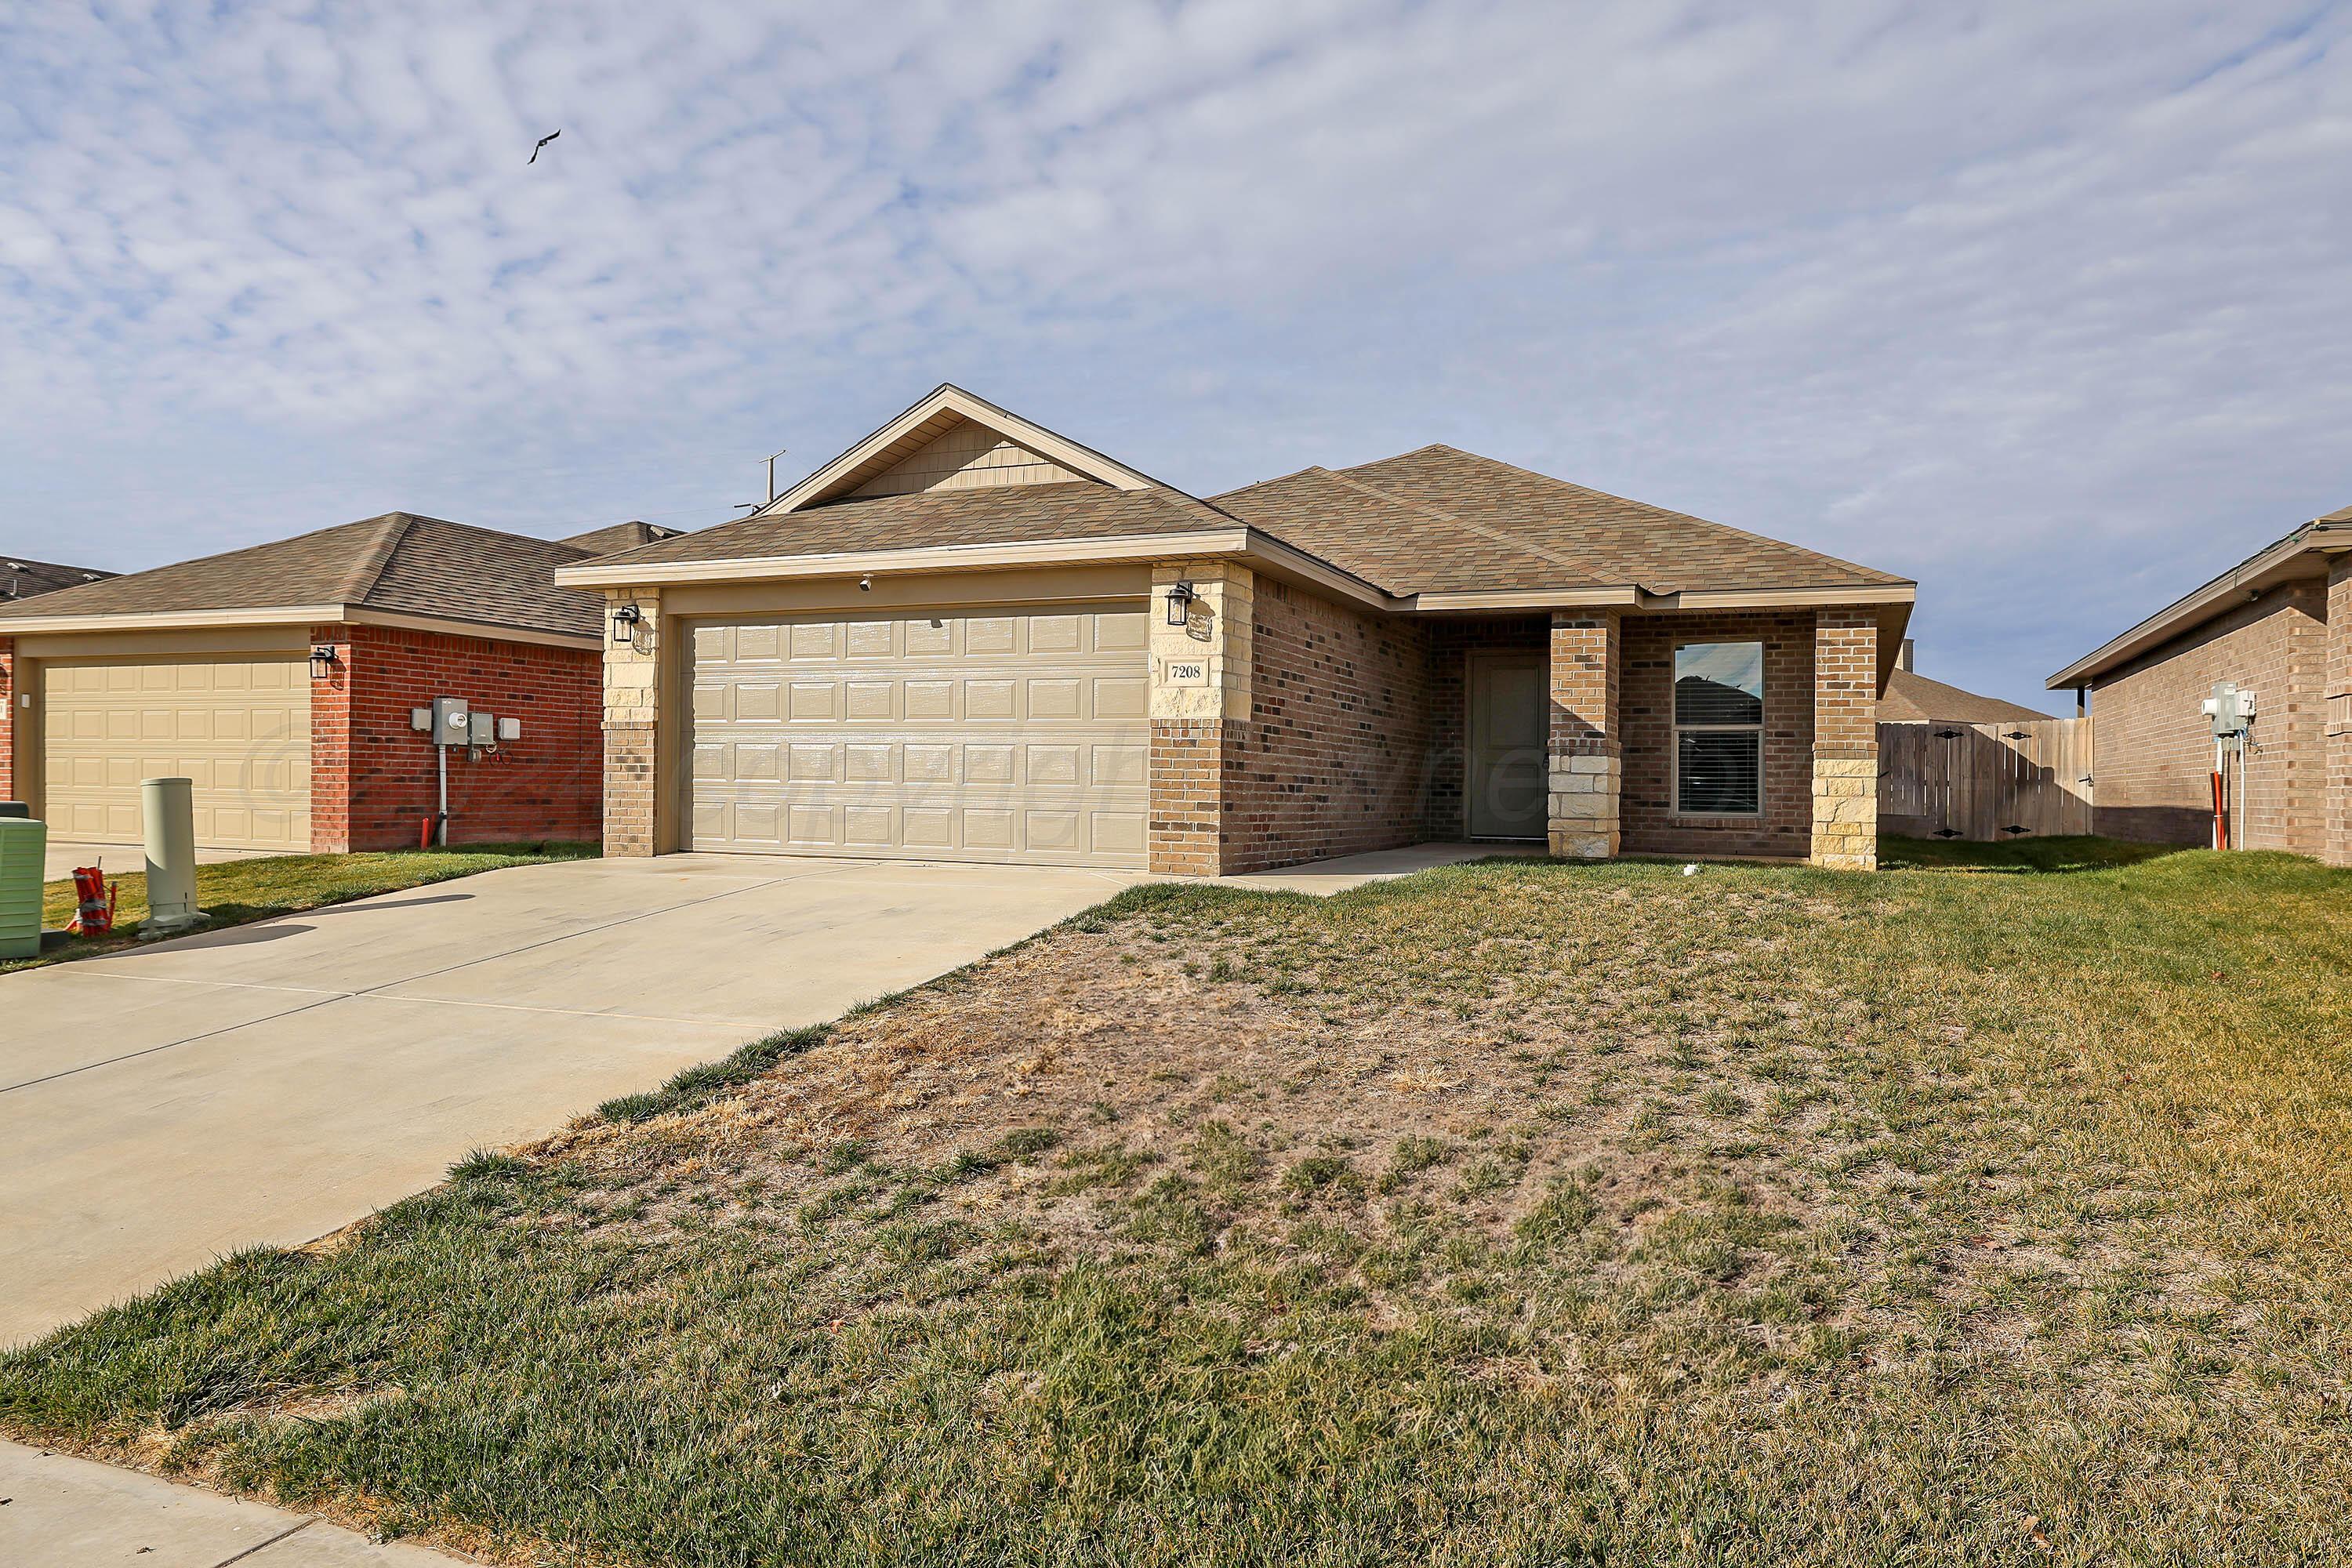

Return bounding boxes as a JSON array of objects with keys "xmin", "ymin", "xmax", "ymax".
[
  {"xmin": 1879, "ymin": 641, "xmax": 2053, "ymax": 725},
  {"xmin": 554, "ymin": 384, "xmax": 1915, "ymax": 873},
  {"xmin": 2, "ymin": 556, "xmax": 117, "ymax": 601},
  {"xmin": 2049, "ymin": 506, "xmax": 2350, "ymax": 859},
  {"xmin": 0, "ymin": 514, "xmax": 644, "ymax": 851}
]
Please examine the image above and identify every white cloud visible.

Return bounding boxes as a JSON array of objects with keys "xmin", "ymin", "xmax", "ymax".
[{"xmin": 2, "ymin": 0, "xmax": 2347, "ymax": 706}]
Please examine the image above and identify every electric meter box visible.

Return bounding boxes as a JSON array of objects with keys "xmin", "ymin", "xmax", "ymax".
[
  {"xmin": 2204, "ymin": 681, "xmax": 2256, "ymax": 739},
  {"xmin": 431, "ymin": 697, "xmax": 470, "ymax": 746}
]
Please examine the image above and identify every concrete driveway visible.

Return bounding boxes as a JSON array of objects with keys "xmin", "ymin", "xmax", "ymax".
[{"xmin": 0, "ymin": 854, "xmax": 1145, "ymax": 1345}]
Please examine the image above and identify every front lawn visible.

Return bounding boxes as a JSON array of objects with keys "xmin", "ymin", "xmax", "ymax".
[
  {"xmin": 5, "ymin": 839, "xmax": 2350, "ymax": 1564},
  {"xmin": 5, "ymin": 842, "xmax": 597, "ymax": 974}
]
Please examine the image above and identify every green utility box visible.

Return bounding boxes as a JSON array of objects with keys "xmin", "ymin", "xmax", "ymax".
[{"xmin": 0, "ymin": 817, "xmax": 45, "ymax": 960}]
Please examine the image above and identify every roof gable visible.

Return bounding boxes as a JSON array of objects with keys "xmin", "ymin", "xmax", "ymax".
[{"xmin": 766, "ymin": 384, "xmax": 1160, "ymax": 514}]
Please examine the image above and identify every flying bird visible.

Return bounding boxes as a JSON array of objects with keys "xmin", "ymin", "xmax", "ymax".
[{"xmin": 528, "ymin": 129, "xmax": 561, "ymax": 165}]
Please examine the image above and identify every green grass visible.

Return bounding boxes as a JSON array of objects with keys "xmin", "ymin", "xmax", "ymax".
[
  {"xmin": 5, "ymin": 838, "xmax": 2351, "ymax": 1564},
  {"xmin": 6, "ymin": 842, "xmax": 597, "ymax": 974}
]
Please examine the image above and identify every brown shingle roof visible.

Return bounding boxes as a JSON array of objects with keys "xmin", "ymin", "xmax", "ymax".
[
  {"xmin": 559, "ymin": 521, "xmax": 687, "ymax": 555},
  {"xmin": 1878, "ymin": 669, "xmax": 2052, "ymax": 725},
  {"xmin": 579, "ymin": 482, "xmax": 1240, "ymax": 570},
  {"xmin": 1218, "ymin": 445, "xmax": 1906, "ymax": 597},
  {"xmin": 0, "ymin": 513, "xmax": 601, "ymax": 640},
  {"xmin": 2, "ymin": 556, "xmax": 117, "ymax": 601},
  {"xmin": 563, "ymin": 438, "xmax": 1910, "ymax": 604}
]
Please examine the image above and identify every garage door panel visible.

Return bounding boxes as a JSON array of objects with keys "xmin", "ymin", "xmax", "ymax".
[
  {"xmin": 42, "ymin": 655, "xmax": 309, "ymax": 852},
  {"xmin": 691, "ymin": 604, "xmax": 1148, "ymax": 868}
]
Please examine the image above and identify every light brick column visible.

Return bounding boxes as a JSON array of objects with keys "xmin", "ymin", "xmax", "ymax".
[
  {"xmin": 2327, "ymin": 555, "xmax": 2352, "ymax": 867},
  {"xmin": 602, "ymin": 586, "xmax": 663, "ymax": 857},
  {"xmin": 1147, "ymin": 563, "xmax": 1252, "ymax": 874},
  {"xmin": 1547, "ymin": 612, "xmax": 1621, "ymax": 858},
  {"xmin": 1811, "ymin": 608, "xmax": 1880, "ymax": 869}
]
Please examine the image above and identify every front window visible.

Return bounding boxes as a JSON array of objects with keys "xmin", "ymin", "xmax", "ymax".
[{"xmin": 1675, "ymin": 642, "xmax": 1764, "ymax": 815}]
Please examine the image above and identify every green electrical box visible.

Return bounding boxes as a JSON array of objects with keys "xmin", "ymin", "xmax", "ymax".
[{"xmin": 0, "ymin": 817, "xmax": 45, "ymax": 960}]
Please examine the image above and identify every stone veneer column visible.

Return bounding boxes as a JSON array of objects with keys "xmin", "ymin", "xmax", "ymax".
[
  {"xmin": 1547, "ymin": 612, "xmax": 1621, "ymax": 858},
  {"xmin": 1811, "ymin": 608, "xmax": 1880, "ymax": 869},
  {"xmin": 603, "ymin": 586, "xmax": 663, "ymax": 857},
  {"xmin": 2328, "ymin": 555, "xmax": 2352, "ymax": 867},
  {"xmin": 1147, "ymin": 562, "xmax": 1252, "ymax": 875}
]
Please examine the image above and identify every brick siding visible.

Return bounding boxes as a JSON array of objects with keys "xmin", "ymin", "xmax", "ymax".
[
  {"xmin": 1147, "ymin": 718, "xmax": 1227, "ymax": 875},
  {"xmin": 2089, "ymin": 579, "xmax": 2328, "ymax": 853},
  {"xmin": 1620, "ymin": 611, "xmax": 1817, "ymax": 858},
  {"xmin": 0, "ymin": 636, "xmax": 15, "ymax": 804},
  {"xmin": 2331, "ymin": 557, "xmax": 2352, "ymax": 866},
  {"xmin": 1218, "ymin": 579, "xmax": 1435, "ymax": 873},
  {"xmin": 314, "ymin": 623, "xmax": 601, "ymax": 851}
]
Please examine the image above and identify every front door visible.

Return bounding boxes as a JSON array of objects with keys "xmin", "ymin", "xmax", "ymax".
[{"xmin": 1467, "ymin": 653, "xmax": 1548, "ymax": 839}]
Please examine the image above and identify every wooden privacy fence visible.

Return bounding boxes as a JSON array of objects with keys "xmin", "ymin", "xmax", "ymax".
[{"xmin": 1878, "ymin": 717, "xmax": 2094, "ymax": 840}]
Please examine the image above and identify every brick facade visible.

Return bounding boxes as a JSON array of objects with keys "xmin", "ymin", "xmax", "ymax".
[
  {"xmin": 2087, "ymin": 579, "xmax": 2328, "ymax": 853},
  {"xmin": 1620, "ymin": 610, "xmax": 1817, "ymax": 859},
  {"xmin": 2331, "ymin": 557, "xmax": 2352, "ymax": 866},
  {"xmin": 1809, "ymin": 608, "xmax": 1880, "ymax": 870},
  {"xmin": 0, "ymin": 636, "xmax": 15, "ymax": 804},
  {"xmin": 310, "ymin": 623, "xmax": 601, "ymax": 851},
  {"xmin": 601, "ymin": 587, "xmax": 665, "ymax": 856},
  {"xmin": 602, "ymin": 566, "xmax": 1892, "ymax": 875},
  {"xmin": 1546, "ymin": 612, "xmax": 1622, "ymax": 857},
  {"xmin": 1220, "ymin": 578, "xmax": 1435, "ymax": 873}
]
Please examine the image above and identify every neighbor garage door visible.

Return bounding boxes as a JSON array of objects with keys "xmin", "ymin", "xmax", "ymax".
[
  {"xmin": 41, "ymin": 655, "xmax": 310, "ymax": 850},
  {"xmin": 688, "ymin": 604, "xmax": 1149, "ymax": 867}
]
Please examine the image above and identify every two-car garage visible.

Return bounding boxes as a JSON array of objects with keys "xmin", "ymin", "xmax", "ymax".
[
  {"xmin": 686, "ymin": 603, "xmax": 1151, "ymax": 869},
  {"xmin": 35, "ymin": 653, "xmax": 310, "ymax": 851}
]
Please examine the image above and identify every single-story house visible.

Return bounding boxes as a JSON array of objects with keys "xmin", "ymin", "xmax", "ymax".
[
  {"xmin": 3, "ymin": 556, "xmax": 117, "ymax": 602},
  {"xmin": 0, "ymin": 514, "xmax": 678, "ymax": 851},
  {"xmin": 1880, "ymin": 641, "xmax": 2053, "ymax": 725},
  {"xmin": 554, "ymin": 385, "xmax": 1914, "ymax": 874},
  {"xmin": 2049, "ymin": 506, "xmax": 2350, "ymax": 859}
]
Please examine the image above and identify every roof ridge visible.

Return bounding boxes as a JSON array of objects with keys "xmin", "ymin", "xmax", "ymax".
[
  {"xmin": 339, "ymin": 513, "xmax": 419, "ymax": 608},
  {"xmin": 1317, "ymin": 465, "xmax": 1607, "ymax": 586}
]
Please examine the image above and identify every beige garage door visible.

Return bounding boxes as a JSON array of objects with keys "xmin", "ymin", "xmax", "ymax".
[
  {"xmin": 41, "ymin": 655, "xmax": 310, "ymax": 850},
  {"xmin": 689, "ymin": 604, "xmax": 1149, "ymax": 867}
]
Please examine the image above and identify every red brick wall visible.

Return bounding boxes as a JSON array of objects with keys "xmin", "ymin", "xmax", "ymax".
[
  {"xmin": 319, "ymin": 624, "xmax": 601, "ymax": 851},
  {"xmin": 0, "ymin": 636, "xmax": 15, "ymax": 804},
  {"xmin": 1218, "ymin": 579, "xmax": 1435, "ymax": 873},
  {"xmin": 1423, "ymin": 616, "xmax": 1548, "ymax": 836},
  {"xmin": 2089, "ymin": 579, "xmax": 2327, "ymax": 852},
  {"xmin": 1620, "ymin": 610, "xmax": 1817, "ymax": 858}
]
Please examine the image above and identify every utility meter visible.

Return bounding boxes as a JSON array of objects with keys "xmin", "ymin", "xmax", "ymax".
[
  {"xmin": 2202, "ymin": 681, "xmax": 2255, "ymax": 739},
  {"xmin": 431, "ymin": 697, "xmax": 470, "ymax": 746}
]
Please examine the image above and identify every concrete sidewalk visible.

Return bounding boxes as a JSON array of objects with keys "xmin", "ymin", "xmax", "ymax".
[{"xmin": 0, "ymin": 1441, "xmax": 470, "ymax": 1565}]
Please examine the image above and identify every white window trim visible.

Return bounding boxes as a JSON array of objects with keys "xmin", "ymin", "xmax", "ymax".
[{"xmin": 1671, "ymin": 641, "xmax": 1766, "ymax": 819}]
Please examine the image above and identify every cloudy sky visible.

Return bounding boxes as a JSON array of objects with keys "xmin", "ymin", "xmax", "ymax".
[{"xmin": 4, "ymin": 2, "xmax": 2347, "ymax": 706}]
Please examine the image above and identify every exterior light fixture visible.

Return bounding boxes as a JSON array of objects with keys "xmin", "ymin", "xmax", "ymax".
[
  {"xmin": 1165, "ymin": 579, "xmax": 1196, "ymax": 626},
  {"xmin": 858, "ymin": 574, "xmax": 873, "ymax": 592},
  {"xmin": 309, "ymin": 644, "xmax": 338, "ymax": 679},
  {"xmin": 612, "ymin": 602, "xmax": 643, "ymax": 644}
]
